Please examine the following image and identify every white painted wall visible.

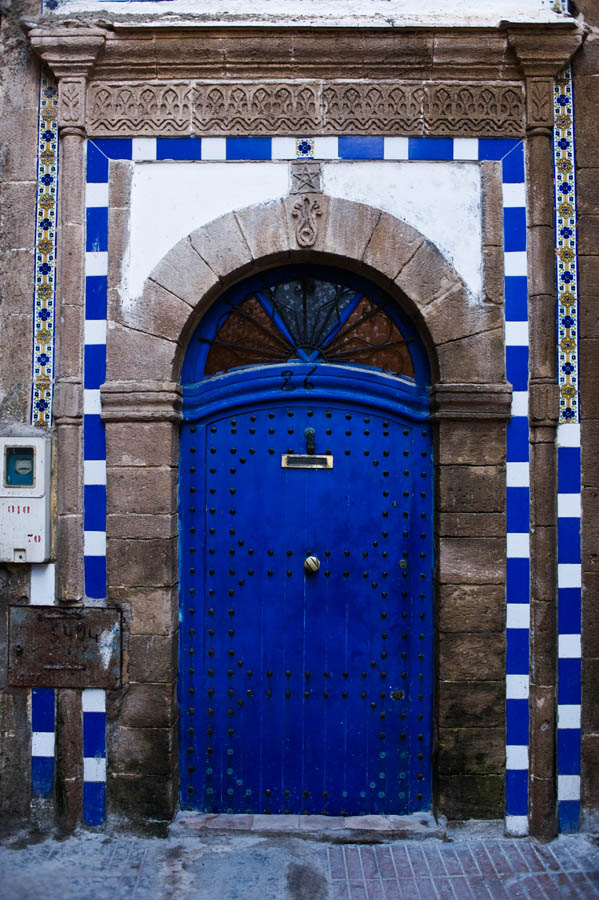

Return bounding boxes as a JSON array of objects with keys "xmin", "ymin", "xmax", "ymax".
[
  {"xmin": 52, "ymin": 0, "xmax": 569, "ymax": 26},
  {"xmin": 127, "ymin": 159, "xmax": 482, "ymax": 303}
]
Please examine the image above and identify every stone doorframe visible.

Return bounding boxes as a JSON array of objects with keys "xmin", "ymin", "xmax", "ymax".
[
  {"xmin": 100, "ymin": 190, "xmax": 511, "ymax": 824},
  {"xmin": 28, "ymin": 17, "xmax": 584, "ymax": 836}
]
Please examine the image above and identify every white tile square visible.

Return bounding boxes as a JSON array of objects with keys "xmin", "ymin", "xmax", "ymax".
[
  {"xmin": 83, "ymin": 389, "xmax": 101, "ymax": 415},
  {"xmin": 507, "ymin": 603, "xmax": 530, "ymax": 629},
  {"xmin": 30, "ymin": 563, "xmax": 55, "ymax": 606},
  {"xmin": 506, "ymin": 674, "xmax": 529, "ymax": 700},
  {"xmin": 452, "ymin": 138, "xmax": 478, "ymax": 160},
  {"xmin": 85, "ymin": 252, "xmax": 108, "ymax": 278},
  {"xmin": 558, "ymin": 564, "xmax": 581, "ymax": 589},
  {"xmin": 507, "ymin": 532, "xmax": 530, "ymax": 558},
  {"xmin": 384, "ymin": 137, "xmax": 409, "ymax": 160},
  {"xmin": 271, "ymin": 137, "xmax": 297, "ymax": 160},
  {"xmin": 85, "ymin": 182, "xmax": 109, "ymax": 208},
  {"xmin": 132, "ymin": 138, "xmax": 157, "ymax": 161},
  {"xmin": 511, "ymin": 392, "xmax": 528, "ymax": 417},
  {"xmin": 557, "ymin": 423, "xmax": 581, "ymax": 448},
  {"xmin": 505, "ymin": 321, "xmax": 529, "ymax": 347},
  {"xmin": 558, "ymin": 704, "xmax": 581, "ymax": 729},
  {"xmin": 313, "ymin": 137, "xmax": 339, "ymax": 159},
  {"xmin": 32, "ymin": 731, "xmax": 55, "ymax": 757},
  {"xmin": 84, "ymin": 460, "xmax": 107, "ymax": 486},
  {"xmin": 506, "ymin": 745, "xmax": 529, "ymax": 770},
  {"xmin": 559, "ymin": 634, "xmax": 581, "ymax": 659},
  {"xmin": 505, "ymin": 815, "xmax": 529, "ymax": 836},
  {"xmin": 84, "ymin": 757, "xmax": 107, "ymax": 782},
  {"xmin": 82, "ymin": 689, "xmax": 106, "ymax": 713},
  {"xmin": 504, "ymin": 251, "xmax": 528, "ymax": 277},
  {"xmin": 200, "ymin": 137, "xmax": 227, "ymax": 160},
  {"xmin": 84, "ymin": 531, "xmax": 107, "ymax": 556},
  {"xmin": 507, "ymin": 462, "xmax": 530, "ymax": 488},
  {"xmin": 558, "ymin": 774, "xmax": 580, "ymax": 802},
  {"xmin": 502, "ymin": 182, "xmax": 526, "ymax": 208},
  {"xmin": 84, "ymin": 320, "xmax": 107, "ymax": 345},
  {"xmin": 558, "ymin": 493, "xmax": 581, "ymax": 518}
]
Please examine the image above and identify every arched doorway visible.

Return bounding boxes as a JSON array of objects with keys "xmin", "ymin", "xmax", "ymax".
[{"xmin": 178, "ymin": 265, "xmax": 433, "ymax": 816}]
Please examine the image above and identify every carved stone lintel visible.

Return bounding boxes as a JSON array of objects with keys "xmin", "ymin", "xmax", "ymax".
[
  {"xmin": 101, "ymin": 381, "xmax": 182, "ymax": 423},
  {"xmin": 291, "ymin": 196, "xmax": 322, "ymax": 248},
  {"xmin": 431, "ymin": 383, "xmax": 512, "ymax": 421},
  {"xmin": 290, "ymin": 162, "xmax": 322, "ymax": 195},
  {"xmin": 87, "ymin": 80, "xmax": 526, "ymax": 138},
  {"xmin": 526, "ymin": 77, "xmax": 554, "ymax": 132}
]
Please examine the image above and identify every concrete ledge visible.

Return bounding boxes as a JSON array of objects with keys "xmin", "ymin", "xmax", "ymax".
[{"xmin": 175, "ymin": 811, "xmax": 446, "ymax": 843}]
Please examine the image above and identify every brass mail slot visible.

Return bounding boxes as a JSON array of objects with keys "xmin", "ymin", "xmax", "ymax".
[{"xmin": 281, "ymin": 454, "xmax": 333, "ymax": 469}]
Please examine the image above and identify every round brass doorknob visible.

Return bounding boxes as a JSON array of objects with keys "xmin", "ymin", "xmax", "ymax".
[{"xmin": 304, "ymin": 556, "xmax": 320, "ymax": 575}]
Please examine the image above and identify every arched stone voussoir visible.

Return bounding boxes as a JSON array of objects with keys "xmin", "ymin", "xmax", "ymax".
[{"xmin": 125, "ymin": 195, "xmax": 496, "ymax": 387}]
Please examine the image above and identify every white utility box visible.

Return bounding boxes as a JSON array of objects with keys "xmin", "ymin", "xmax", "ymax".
[{"xmin": 0, "ymin": 437, "xmax": 51, "ymax": 563}]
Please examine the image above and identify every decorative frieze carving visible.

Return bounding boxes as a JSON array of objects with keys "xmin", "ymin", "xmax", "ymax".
[
  {"xmin": 58, "ymin": 77, "xmax": 86, "ymax": 129},
  {"xmin": 86, "ymin": 80, "xmax": 526, "ymax": 137},
  {"xmin": 526, "ymin": 77, "xmax": 554, "ymax": 130}
]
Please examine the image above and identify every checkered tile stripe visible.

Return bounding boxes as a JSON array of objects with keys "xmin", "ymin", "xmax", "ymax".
[
  {"xmin": 83, "ymin": 135, "xmax": 533, "ymax": 832},
  {"xmin": 82, "ymin": 689, "xmax": 107, "ymax": 826},
  {"xmin": 31, "ymin": 688, "xmax": 55, "ymax": 799}
]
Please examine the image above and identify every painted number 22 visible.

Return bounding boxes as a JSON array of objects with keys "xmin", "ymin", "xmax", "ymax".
[{"xmin": 280, "ymin": 366, "xmax": 317, "ymax": 391}]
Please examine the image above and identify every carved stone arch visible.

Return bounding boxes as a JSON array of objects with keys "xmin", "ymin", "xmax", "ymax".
[{"xmin": 105, "ymin": 195, "xmax": 506, "ymax": 398}]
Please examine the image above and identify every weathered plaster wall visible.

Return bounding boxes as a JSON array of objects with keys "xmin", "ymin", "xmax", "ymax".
[{"xmin": 128, "ymin": 160, "xmax": 482, "ymax": 304}]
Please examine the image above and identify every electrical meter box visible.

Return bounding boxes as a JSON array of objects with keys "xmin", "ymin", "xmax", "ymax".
[{"xmin": 0, "ymin": 437, "xmax": 51, "ymax": 563}]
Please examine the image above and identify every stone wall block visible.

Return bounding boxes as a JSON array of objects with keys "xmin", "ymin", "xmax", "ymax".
[
  {"xmin": 189, "ymin": 216, "xmax": 253, "ymax": 281},
  {"xmin": 106, "ymin": 420, "xmax": 178, "ymax": 468},
  {"xmin": 106, "ymin": 324, "xmax": 179, "ymax": 383},
  {"xmin": 577, "ymin": 168, "xmax": 599, "ymax": 216},
  {"xmin": 0, "ymin": 248, "xmax": 36, "ymax": 314},
  {"xmin": 56, "ymin": 425, "xmax": 82, "ymax": 515},
  {"xmin": 581, "ymin": 658, "xmax": 599, "ymax": 734},
  {"xmin": 322, "ymin": 197, "xmax": 381, "ymax": 263},
  {"xmin": 0, "ymin": 691, "xmax": 31, "ymax": 822},
  {"xmin": 396, "ymin": 240, "xmax": 464, "ymax": 308},
  {"xmin": 438, "ymin": 682, "xmax": 504, "ymax": 728},
  {"xmin": 578, "ymin": 217, "xmax": 599, "ymax": 256},
  {"xmin": 110, "ymin": 725, "xmax": 175, "ymax": 776},
  {"xmin": 56, "ymin": 514, "xmax": 83, "ymax": 602},
  {"xmin": 58, "ymin": 222, "xmax": 85, "ymax": 306},
  {"xmin": 1, "ymin": 181, "xmax": 37, "ymax": 249},
  {"xmin": 106, "ymin": 466, "xmax": 176, "ymax": 516},
  {"xmin": 121, "ymin": 682, "xmax": 177, "ymax": 729},
  {"xmin": 56, "ymin": 302, "xmax": 83, "ymax": 381},
  {"xmin": 109, "ymin": 159, "xmax": 134, "ymax": 209},
  {"xmin": 579, "ymin": 258, "xmax": 599, "ymax": 340},
  {"xmin": 436, "ymin": 329, "xmax": 505, "ymax": 384},
  {"xmin": 530, "ymin": 445, "xmax": 557, "ymax": 526},
  {"xmin": 110, "ymin": 587, "xmax": 178, "ymax": 636},
  {"xmin": 439, "ymin": 633, "xmax": 505, "ymax": 681},
  {"xmin": 529, "ymin": 683, "xmax": 556, "ymax": 780},
  {"xmin": 528, "ymin": 295, "xmax": 557, "ymax": 380},
  {"xmin": 109, "ymin": 773, "xmax": 175, "ymax": 821},
  {"xmin": 480, "ymin": 161, "xmax": 504, "ymax": 247},
  {"xmin": 482, "ymin": 245, "xmax": 505, "ymax": 305},
  {"xmin": 439, "ymin": 775, "xmax": 504, "ymax": 819},
  {"xmin": 438, "ymin": 421, "xmax": 506, "ymax": 466},
  {"xmin": 530, "ymin": 526, "xmax": 557, "ymax": 606},
  {"xmin": 362, "ymin": 212, "xmax": 424, "ymax": 282},
  {"xmin": 424, "ymin": 295, "xmax": 503, "ymax": 346},
  {"xmin": 108, "ymin": 513, "xmax": 176, "ymax": 541},
  {"xmin": 438, "ymin": 727, "xmax": 505, "ymax": 775},
  {"xmin": 128, "ymin": 633, "xmax": 178, "ymax": 683},
  {"xmin": 526, "ymin": 133, "xmax": 554, "ymax": 227},
  {"xmin": 439, "ymin": 584, "xmax": 505, "ymax": 633},
  {"xmin": 150, "ymin": 235, "xmax": 220, "ymax": 306},
  {"xmin": 438, "ymin": 537, "xmax": 505, "ymax": 585},
  {"xmin": 582, "ymin": 735, "xmax": 599, "ymax": 810},
  {"xmin": 56, "ymin": 689, "xmax": 82, "ymax": 830},
  {"xmin": 113, "ymin": 281, "xmax": 195, "ymax": 344},
  {"xmin": 107, "ymin": 536, "xmax": 177, "ymax": 588},
  {"xmin": 529, "ymin": 775, "xmax": 557, "ymax": 839},
  {"xmin": 528, "ymin": 225, "xmax": 557, "ymax": 297},
  {"xmin": 437, "ymin": 512, "xmax": 506, "ymax": 537},
  {"xmin": 235, "ymin": 200, "xmax": 291, "ymax": 260},
  {"xmin": 438, "ymin": 465, "xmax": 504, "ymax": 513}
]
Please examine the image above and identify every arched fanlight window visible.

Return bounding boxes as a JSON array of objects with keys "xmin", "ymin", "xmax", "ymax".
[{"xmin": 183, "ymin": 265, "xmax": 429, "ymax": 384}]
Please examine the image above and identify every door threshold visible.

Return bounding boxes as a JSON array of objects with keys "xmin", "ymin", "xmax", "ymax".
[{"xmin": 175, "ymin": 811, "xmax": 445, "ymax": 842}]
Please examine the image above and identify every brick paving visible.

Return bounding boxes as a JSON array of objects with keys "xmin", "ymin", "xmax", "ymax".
[
  {"xmin": 327, "ymin": 839, "xmax": 599, "ymax": 900},
  {"xmin": 0, "ymin": 825, "xmax": 597, "ymax": 899}
]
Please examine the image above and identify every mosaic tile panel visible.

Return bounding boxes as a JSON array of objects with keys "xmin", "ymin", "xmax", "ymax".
[
  {"xmin": 31, "ymin": 73, "xmax": 59, "ymax": 427},
  {"xmin": 553, "ymin": 63, "xmax": 582, "ymax": 835}
]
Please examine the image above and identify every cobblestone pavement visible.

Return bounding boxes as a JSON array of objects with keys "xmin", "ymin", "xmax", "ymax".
[{"xmin": 0, "ymin": 823, "xmax": 597, "ymax": 900}]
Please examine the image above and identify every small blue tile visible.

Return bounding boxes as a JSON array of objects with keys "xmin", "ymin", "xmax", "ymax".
[
  {"xmin": 502, "ymin": 143, "xmax": 525, "ymax": 183},
  {"xmin": 558, "ymin": 447, "xmax": 581, "ymax": 492},
  {"xmin": 157, "ymin": 137, "xmax": 203, "ymax": 160},
  {"xmin": 32, "ymin": 688, "xmax": 55, "ymax": 732},
  {"xmin": 507, "ymin": 486, "xmax": 530, "ymax": 532},
  {"xmin": 408, "ymin": 138, "xmax": 453, "ymax": 160},
  {"xmin": 83, "ymin": 782, "xmax": 106, "ymax": 827},
  {"xmin": 558, "ymin": 658, "xmax": 582, "ymax": 705},
  {"xmin": 504, "ymin": 208, "xmax": 527, "ymax": 253},
  {"xmin": 558, "ymin": 729, "xmax": 581, "ymax": 776},
  {"xmin": 507, "ymin": 417, "xmax": 529, "ymax": 462},
  {"xmin": 84, "ymin": 485, "xmax": 106, "ymax": 532},
  {"xmin": 226, "ymin": 137, "xmax": 272, "ymax": 160},
  {"xmin": 83, "ymin": 711, "xmax": 106, "ymax": 758},
  {"xmin": 558, "ymin": 800, "xmax": 580, "ymax": 833},
  {"xmin": 85, "ymin": 556, "xmax": 107, "ymax": 600},
  {"xmin": 478, "ymin": 138, "xmax": 520, "ymax": 162},
  {"xmin": 32, "ymin": 756, "xmax": 54, "ymax": 797},
  {"xmin": 84, "ymin": 345, "xmax": 106, "ymax": 390},
  {"xmin": 86, "ymin": 207, "xmax": 108, "ymax": 253},
  {"xmin": 338, "ymin": 137, "xmax": 384, "ymax": 159},
  {"xmin": 506, "ymin": 346, "xmax": 529, "ymax": 391},
  {"xmin": 507, "ymin": 629, "xmax": 530, "ymax": 675},
  {"xmin": 85, "ymin": 276, "xmax": 108, "ymax": 320},
  {"xmin": 505, "ymin": 277, "xmax": 528, "ymax": 322},
  {"xmin": 507, "ymin": 699, "xmax": 530, "ymax": 744},
  {"xmin": 86, "ymin": 142, "xmax": 109, "ymax": 183},
  {"xmin": 507, "ymin": 558, "xmax": 530, "ymax": 602},
  {"xmin": 83, "ymin": 415, "xmax": 106, "ymax": 461},
  {"xmin": 558, "ymin": 588, "xmax": 582, "ymax": 633},
  {"xmin": 93, "ymin": 138, "xmax": 133, "ymax": 161},
  {"xmin": 506, "ymin": 769, "xmax": 528, "ymax": 816},
  {"xmin": 558, "ymin": 517, "xmax": 581, "ymax": 564}
]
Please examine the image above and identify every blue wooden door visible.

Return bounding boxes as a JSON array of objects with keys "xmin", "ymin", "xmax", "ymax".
[{"xmin": 179, "ymin": 364, "xmax": 433, "ymax": 815}]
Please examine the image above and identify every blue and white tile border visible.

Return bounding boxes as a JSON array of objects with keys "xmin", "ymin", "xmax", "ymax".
[
  {"xmin": 554, "ymin": 62, "xmax": 582, "ymax": 835},
  {"xmin": 82, "ymin": 689, "xmax": 107, "ymax": 826}
]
